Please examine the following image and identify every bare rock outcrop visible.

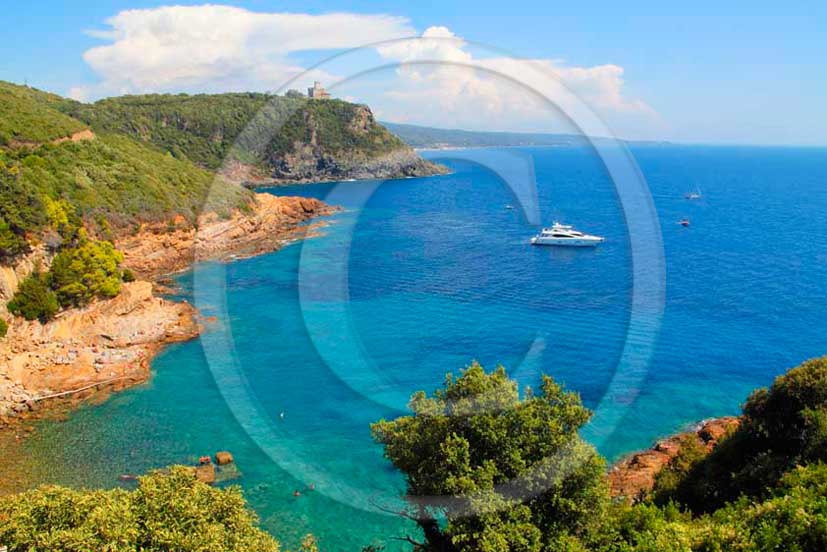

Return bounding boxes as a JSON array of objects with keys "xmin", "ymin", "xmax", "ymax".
[
  {"xmin": 0, "ymin": 281, "xmax": 198, "ymax": 421},
  {"xmin": 608, "ymin": 416, "xmax": 741, "ymax": 502},
  {"xmin": 117, "ymin": 194, "xmax": 338, "ymax": 278}
]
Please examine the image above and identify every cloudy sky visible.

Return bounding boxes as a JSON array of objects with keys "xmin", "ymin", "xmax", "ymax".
[{"xmin": 3, "ymin": 1, "xmax": 824, "ymax": 145}]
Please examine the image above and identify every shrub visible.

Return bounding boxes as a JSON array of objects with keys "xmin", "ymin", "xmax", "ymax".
[
  {"xmin": 655, "ymin": 356, "xmax": 827, "ymax": 513},
  {"xmin": 7, "ymin": 271, "xmax": 59, "ymax": 322},
  {"xmin": 0, "ymin": 317, "xmax": 7, "ymax": 337},
  {"xmin": 0, "ymin": 466, "xmax": 281, "ymax": 552},
  {"xmin": 49, "ymin": 236, "xmax": 125, "ymax": 308},
  {"xmin": 0, "ymin": 216, "xmax": 28, "ymax": 260}
]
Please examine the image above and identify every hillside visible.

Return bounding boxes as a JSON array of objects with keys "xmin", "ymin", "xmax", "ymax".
[
  {"xmin": 0, "ymin": 82, "xmax": 251, "ymax": 244},
  {"xmin": 0, "ymin": 82, "xmax": 88, "ymax": 145},
  {"xmin": 0, "ymin": 81, "xmax": 337, "ymax": 423},
  {"xmin": 65, "ymin": 93, "xmax": 448, "ymax": 184}
]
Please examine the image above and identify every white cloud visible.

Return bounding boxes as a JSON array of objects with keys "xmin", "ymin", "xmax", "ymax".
[
  {"xmin": 70, "ymin": 4, "xmax": 415, "ymax": 100},
  {"xmin": 372, "ymin": 26, "xmax": 659, "ymax": 137},
  {"xmin": 70, "ymin": 9, "xmax": 659, "ymax": 138}
]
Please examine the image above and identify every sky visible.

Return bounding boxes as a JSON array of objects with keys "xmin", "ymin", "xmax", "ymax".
[{"xmin": 1, "ymin": 1, "xmax": 824, "ymax": 145}]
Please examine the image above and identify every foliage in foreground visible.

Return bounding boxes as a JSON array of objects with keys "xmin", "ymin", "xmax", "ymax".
[
  {"xmin": 373, "ymin": 358, "xmax": 827, "ymax": 552},
  {"xmin": 371, "ymin": 362, "xmax": 608, "ymax": 552},
  {"xmin": 0, "ymin": 466, "xmax": 280, "ymax": 552},
  {"xmin": 654, "ymin": 356, "xmax": 827, "ymax": 513}
]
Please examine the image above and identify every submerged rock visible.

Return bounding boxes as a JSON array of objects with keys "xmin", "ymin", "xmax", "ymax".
[{"xmin": 195, "ymin": 463, "xmax": 216, "ymax": 485}]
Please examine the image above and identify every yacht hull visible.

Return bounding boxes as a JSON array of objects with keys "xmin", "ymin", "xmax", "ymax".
[{"xmin": 530, "ymin": 236, "xmax": 603, "ymax": 247}]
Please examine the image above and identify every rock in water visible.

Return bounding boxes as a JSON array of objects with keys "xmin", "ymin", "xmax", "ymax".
[{"xmin": 215, "ymin": 451, "xmax": 234, "ymax": 465}]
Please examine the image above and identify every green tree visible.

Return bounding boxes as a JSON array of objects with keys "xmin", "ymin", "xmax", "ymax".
[
  {"xmin": 7, "ymin": 270, "xmax": 59, "ymax": 322},
  {"xmin": 0, "ymin": 466, "xmax": 281, "ymax": 552},
  {"xmin": 49, "ymin": 234, "xmax": 125, "ymax": 308},
  {"xmin": 371, "ymin": 362, "xmax": 607, "ymax": 552},
  {"xmin": 0, "ymin": 216, "xmax": 28, "ymax": 260}
]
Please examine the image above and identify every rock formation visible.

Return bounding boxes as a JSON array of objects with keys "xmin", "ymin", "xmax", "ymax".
[
  {"xmin": 608, "ymin": 416, "xmax": 741, "ymax": 501},
  {"xmin": 117, "ymin": 194, "xmax": 337, "ymax": 278},
  {"xmin": 0, "ymin": 281, "xmax": 198, "ymax": 422}
]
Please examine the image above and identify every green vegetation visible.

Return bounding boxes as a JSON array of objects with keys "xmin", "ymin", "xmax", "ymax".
[
  {"xmin": 7, "ymin": 270, "xmax": 58, "ymax": 322},
  {"xmin": 371, "ymin": 362, "xmax": 608, "ymax": 551},
  {"xmin": 0, "ymin": 81, "xmax": 263, "ymax": 324},
  {"xmin": 653, "ymin": 355, "xmax": 827, "ymax": 513},
  {"xmin": 0, "ymin": 81, "xmax": 252, "ymax": 242},
  {"xmin": 0, "ymin": 466, "xmax": 280, "ymax": 552},
  {"xmin": 2, "ymin": 133, "xmax": 250, "ymax": 230},
  {"xmin": 270, "ymin": 100, "xmax": 406, "ymax": 160},
  {"xmin": 64, "ymin": 92, "xmax": 294, "ymax": 169},
  {"xmin": 50, "ymin": 232, "xmax": 124, "ymax": 307},
  {"xmin": 0, "ymin": 81, "xmax": 87, "ymax": 144},
  {"xmin": 373, "ymin": 358, "xmax": 827, "ymax": 551},
  {"xmin": 64, "ymin": 93, "xmax": 410, "ymax": 171},
  {"xmin": 0, "ymin": 317, "xmax": 8, "ymax": 337},
  {"xmin": 6, "ymin": 233, "xmax": 127, "ymax": 319}
]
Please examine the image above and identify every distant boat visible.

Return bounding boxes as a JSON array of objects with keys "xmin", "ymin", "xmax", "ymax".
[
  {"xmin": 530, "ymin": 222, "xmax": 604, "ymax": 247},
  {"xmin": 679, "ymin": 219, "xmax": 691, "ymax": 227},
  {"xmin": 505, "ymin": 204, "xmax": 514, "ymax": 210},
  {"xmin": 684, "ymin": 188, "xmax": 703, "ymax": 200}
]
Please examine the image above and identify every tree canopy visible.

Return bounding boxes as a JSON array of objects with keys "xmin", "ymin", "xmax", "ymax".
[
  {"xmin": 371, "ymin": 362, "xmax": 607, "ymax": 552},
  {"xmin": 0, "ymin": 466, "xmax": 281, "ymax": 552}
]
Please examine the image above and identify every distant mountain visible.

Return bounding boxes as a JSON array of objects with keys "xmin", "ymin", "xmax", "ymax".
[
  {"xmin": 382, "ymin": 122, "xmax": 671, "ymax": 149},
  {"xmin": 381, "ymin": 122, "xmax": 590, "ymax": 149}
]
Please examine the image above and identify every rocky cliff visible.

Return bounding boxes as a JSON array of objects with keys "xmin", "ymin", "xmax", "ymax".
[
  {"xmin": 0, "ymin": 281, "xmax": 198, "ymax": 422},
  {"xmin": 263, "ymin": 104, "xmax": 449, "ymax": 185},
  {"xmin": 63, "ymin": 92, "xmax": 449, "ymax": 185}
]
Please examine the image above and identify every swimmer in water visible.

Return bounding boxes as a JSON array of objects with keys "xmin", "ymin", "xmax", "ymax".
[{"xmin": 293, "ymin": 490, "xmax": 301, "ymax": 497}]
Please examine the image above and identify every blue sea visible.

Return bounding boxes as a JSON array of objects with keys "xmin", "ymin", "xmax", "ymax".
[{"xmin": 16, "ymin": 145, "xmax": 827, "ymax": 550}]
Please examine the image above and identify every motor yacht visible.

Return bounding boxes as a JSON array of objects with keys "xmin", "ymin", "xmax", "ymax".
[{"xmin": 530, "ymin": 222, "xmax": 604, "ymax": 247}]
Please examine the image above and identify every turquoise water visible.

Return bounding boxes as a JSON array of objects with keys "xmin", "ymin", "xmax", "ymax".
[{"xmin": 17, "ymin": 145, "xmax": 827, "ymax": 550}]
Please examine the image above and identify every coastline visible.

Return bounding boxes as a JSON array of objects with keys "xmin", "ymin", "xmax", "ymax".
[
  {"xmin": 0, "ymin": 193, "xmax": 338, "ymax": 430},
  {"xmin": 608, "ymin": 416, "xmax": 741, "ymax": 501}
]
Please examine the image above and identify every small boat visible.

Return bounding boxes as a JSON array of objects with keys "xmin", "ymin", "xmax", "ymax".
[
  {"xmin": 679, "ymin": 219, "xmax": 690, "ymax": 227},
  {"xmin": 505, "ymin": 204, "xmax": 514, "ymax": 210},
  {"xmin": 530, "ymin": 222, "xmax": 604, "ymax": 247},
  {"xmin": 684, "ymin": 188, "xmax": 702, "ymax": 200}
]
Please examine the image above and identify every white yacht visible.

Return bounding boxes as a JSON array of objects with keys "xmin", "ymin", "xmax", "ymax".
[{"xmin": 530, "ymin": 222, "xmax": 605, "ymax": 247}]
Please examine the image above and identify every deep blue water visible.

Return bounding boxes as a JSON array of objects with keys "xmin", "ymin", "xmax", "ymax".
[{"xmin": 17, "ymin": 145, "xmax": 827, "ymax": 550}]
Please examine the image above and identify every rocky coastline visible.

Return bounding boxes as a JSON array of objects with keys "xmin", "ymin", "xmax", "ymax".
[
  {"xmin": 117, "ymin": 194, "xmax": 337, "ymax": 278},
  {"xmin": 608, "ymin": 416, "xmax": 741, "ymax": 501},
  {"xmin": 0, "ymin": 193, "xmax": 336, "ymax": 426}
]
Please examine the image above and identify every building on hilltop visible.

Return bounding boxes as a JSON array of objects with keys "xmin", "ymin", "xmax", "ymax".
[{"xmin": 307, "ymin": 81, "xmax": 331, "ymax": 99}]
